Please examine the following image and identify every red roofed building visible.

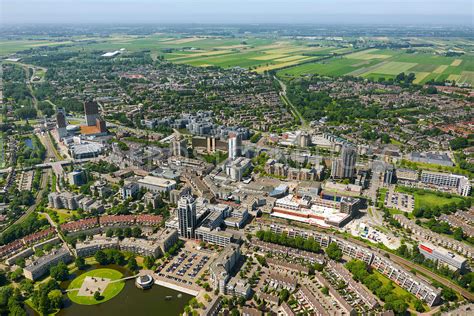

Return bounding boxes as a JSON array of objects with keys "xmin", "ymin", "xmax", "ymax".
[
  {"xmin": 60, "ymin": 218, "xmax": 100, "ymax": 233},
  {"xmin": 135, "ymin": 215, "xmax": 163, "ymax": 226},
  {"xmin": 0, "ymin": 240, "xmax": 24, "ymax": 258},
  {"xmin": 23, "ymin": 228, "xmax": 55, "ymax": 245}
]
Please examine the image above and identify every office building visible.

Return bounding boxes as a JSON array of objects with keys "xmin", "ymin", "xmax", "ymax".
[
  {"xmin": 171, "ymin": 136, "xmax": 188, "ymax": 157},
  {"xmin": 121, "ymin": 182, "xmax": 139, "ymax": 199},
  {"xmin": 137, "ymin": 176, "xmax": 177, "ymax": 194},
  {"xmin": 84, "ymin": 101, "xmax": 99, "ymax": 126},
  {"xmin": 56, "ymin": 108, "xmax": 67, "ymax": 138},
  {"xmin": 421, "ymin": 171, "xmax": 471, "ymax": 196},
  {"xmin": 225, "ymin": 157, "xmax": 251, "ymax": 181},
  {"xmin": 68, "ymin": 170, "xmax": 85, "ymax": 186},
  {"xmin": 331, "ymin": 145, "xmax": 356, "ymax": 179},
  {"xmin": 177, "ymin": 195, "xmax": 197, "ymax": 239},
  {"xmin": 418, "ymin": 243, "xmax": 468, "ymax": 272},
  {"xmin": 228, "ymin": 132, "xmax": 242, "ymax": 160}
]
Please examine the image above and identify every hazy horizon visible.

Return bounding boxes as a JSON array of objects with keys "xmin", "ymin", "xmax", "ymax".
[{"xmin": 2, "ymin": 0, "xmax": 473, "ymax": 26}]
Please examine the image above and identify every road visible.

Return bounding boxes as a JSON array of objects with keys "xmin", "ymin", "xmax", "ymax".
[{"xmin": 38, "ymin": 132, "xmax": 61, "ymax": 161}]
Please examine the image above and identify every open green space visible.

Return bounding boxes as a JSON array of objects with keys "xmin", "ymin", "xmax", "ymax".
[
  {"xmin": 396, "ymin": 186, "xmax": 465, "ymax": 211},
  {"xmin": 67, "ymin": 268, "xmax": 125, "ymax": 305}
]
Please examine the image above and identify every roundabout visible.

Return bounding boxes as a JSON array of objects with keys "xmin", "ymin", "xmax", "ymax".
[{"xmin": 67, "ymin": 268, "xmax": 126, "ymax": 305}]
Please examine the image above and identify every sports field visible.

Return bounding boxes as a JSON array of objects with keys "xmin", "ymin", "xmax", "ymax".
[
  {"xmin": 278, "ymin": 48, "xmax": 474, "ymax": 85},
  {"xmin": 67, "ymin": 268, "xmax": 125, "ymax": 305}
]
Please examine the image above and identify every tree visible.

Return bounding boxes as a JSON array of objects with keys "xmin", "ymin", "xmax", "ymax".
[
  {"xmin": 94, "ymin": 291, "xmax": 101, "ymax": 300},
  {"xmin": 49, "ymin": 261, "xmax": 69, "ymax": 281},
  {"xmin": 75, "ymin": 256, "xmax": 86, "ymax": 270},
  {"xmin": 47, "ymin": 289, "xmax": 63, "ymax": 309},
  {"xmin": 127, "ymin": 257, "xmax": 139, "ymax": 271},
  {"xmin": 124, "ymin": 227, "xmax": 132, "ymax": 238},
  {"xmin": 132, "ymin": 227, "xmax": 142, "ymax": 238},
  {"xmin": 453, "ymin": 227, "xmax": 464, "ymax": 241},
  {"xmin": 326, "ymin": 242, "xmax": 343, "ymax": 261},
  {"xmin": 106, "ymin": 228, "xmax": 114, "ymax": 238},
  {"xmin": 143, "ymin": 256, "xmax": 155, "ymax": 269},
  {"xmin": 115, "ymin": 228, "xmax": 124, "ymax": 239},
  {"xmin": 95, "ymin": 250, "xmax": 108, "ymax": 265},
  {"xmin": 441, "ymin": 287, "xmax": 457, "ymax": 301},
  {"xmin": 321, "ymin": 286, "xmax": 329, "ymax": 295},
  {"xmin": 279, "ymin": 288, "xmax": 290, "ymax": 302},
  {"xmin": 414, "ymin": 299, "xmax": 425, "ymax": 312}
]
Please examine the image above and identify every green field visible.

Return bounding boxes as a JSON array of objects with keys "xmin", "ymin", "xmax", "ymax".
[
  {"xmin": 0, "ymin": 39, "xmax": 75, "ymax": 55},
  {"xmin": 67, "ymin": 268, "xmax": 125, "ymax": 305},
  {"xmin": 1, "ymin": 34, "xmax": 348, "ymax": 73},
  {"xmin": 2, "ymin": 35, "xmax": 473, "ymax": 84},
  {"xmin": 278, "ymin": 48, "xmax": 474, "ymax": 85},
  {"xmin": 396, "ymin": 186, "xmax": 465, "ymax": 210}
]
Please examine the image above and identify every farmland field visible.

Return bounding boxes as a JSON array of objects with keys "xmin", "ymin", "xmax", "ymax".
[
  {"xmin": 1, "ymin": 34, "xmax": 349, "ymax": 72},
  {"xmin": 2, "ymin": 35, "xmax": 473, "ymax": 84},
  {"xmin": 278, "ymin": 48, "xmax": 474, "ymax": 85}
]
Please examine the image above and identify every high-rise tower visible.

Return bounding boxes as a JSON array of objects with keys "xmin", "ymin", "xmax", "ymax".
[{"xmin": 177, "ymin": 195, "xmax": 197, "ymax": 239}]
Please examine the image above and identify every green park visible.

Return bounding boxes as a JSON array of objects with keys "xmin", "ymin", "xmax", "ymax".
[{"xmin": 67, "ymin": 268, "xmax": 125, "ymax": 305}]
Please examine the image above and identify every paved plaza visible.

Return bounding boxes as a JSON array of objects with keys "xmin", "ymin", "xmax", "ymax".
[{"xmin": 77, "ymin": 276, "xmax": 111, "ymax": 296}]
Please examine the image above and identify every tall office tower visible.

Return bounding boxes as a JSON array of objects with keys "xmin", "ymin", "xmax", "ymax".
[
  {"xmin": 331, "ymin": 145, "xmax": 357, "ymax": 179},
  {"xmin": 84, "ymin": 101, "xmax": 99, "ymax": 126},
  {"xmin": 228, "ymin": 132, "xmax": 242, "ymax": 160},
  {"xmin": 177, "ymin": 195, "xmax": 197, "ymax": 239},
  {"xmin": 341, "ymin": 145, "xmax": 357, "ymax": 178},
  {"xmin": 56, "ymin": 108, "xmax": 68, "ymax": 139},
  {"xmin": 171, "ymin": 136, "xmax": 188, "ymax": 157}
]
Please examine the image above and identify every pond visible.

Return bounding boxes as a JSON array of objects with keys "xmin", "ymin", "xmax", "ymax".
[
  {"xmin": 25, "ymin": 138, "xmax": 34, "ymax": 149},
  {"xmin": 26, "ymin": 264, "xmax": 193, "ymax": 316}
]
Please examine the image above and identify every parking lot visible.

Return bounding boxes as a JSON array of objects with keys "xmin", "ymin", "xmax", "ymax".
[
  {"xmin": 384, "ymin": 190, "xmax": 414, "ymax": 212},
  {"xmin": 155, "ymin": 243, "xmax": 215, "ymax": 286}
]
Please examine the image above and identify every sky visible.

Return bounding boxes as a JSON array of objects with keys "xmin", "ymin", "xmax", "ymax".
[{"xmin": 2, "ymin": 0, "xmax": 473, "ymax": 25}]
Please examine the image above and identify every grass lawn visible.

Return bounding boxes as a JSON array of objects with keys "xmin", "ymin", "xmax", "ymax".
[
  {"xmin": 396, "ymin": 186, "xmax": 465, "ymax": 210},
  {"xmin": 67, "ymin": 268, "xmax": 125, "ymax": 305},
  {"xmin": 48, "ymin": 208, "xmax": 77, "ymax": 224}
]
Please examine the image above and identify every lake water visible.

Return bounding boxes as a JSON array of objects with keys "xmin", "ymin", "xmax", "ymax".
[{"xmin": 26, "ymin": 265, "xmax": 192, "ymax": 316}]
